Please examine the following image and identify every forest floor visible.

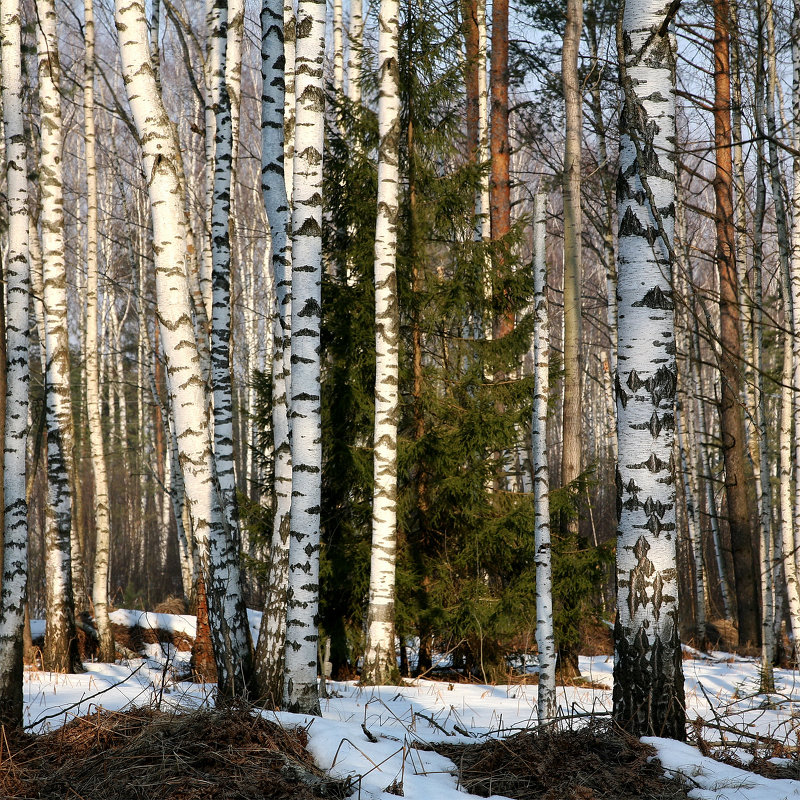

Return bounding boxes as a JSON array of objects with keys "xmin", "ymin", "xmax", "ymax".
[{"xmin": 10, "ymin": 610, "xmax": 800, "ymax": 800}]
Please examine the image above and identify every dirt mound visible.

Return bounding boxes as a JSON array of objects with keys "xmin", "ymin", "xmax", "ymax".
[
  {"xmin": 436, "ymin": 722, "xmax": 691, "ymax": 800},
  {"xmin": 0, "ymin": 706, "xmax": 350, "ymax": 799}
]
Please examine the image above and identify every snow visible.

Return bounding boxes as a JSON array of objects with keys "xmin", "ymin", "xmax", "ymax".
[
  {"xmin": 108, "ymin": 608, "xmax": 197, "ymax": 638},
  {"xmin": 647, "ymin": 738, "xmax": 800, "ymax": 800},
  {"xmin": 23, "ymin": 612, "xmax": 800, "ymax": 799}
]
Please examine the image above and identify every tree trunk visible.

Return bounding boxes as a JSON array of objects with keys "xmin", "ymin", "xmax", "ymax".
[
  {"xmin": 208, "ymin": 2, "xmax": 253, "ymax": 682},
  {"xmin": 532, "ymin": 193, "xmax": 556, "ymax": 725},
  {"xmin": 283, "ymin": 0, "xmax": 325, "ymax": 716},
  {"xmin": 462, "ymin": 0, "xmax": 478, "ymax": 159},
  {"xmin": 332, "ymin": 0, "xmax": 344, "ymax": 94},
  {"xmin": 613, "ymin": 0, "xmax": 685, "ymax": 740},
  {"xmin": 255, "ymin": 0, "xmax": 293, "ymax": 707},
  {"xmin": 115, "ymin": 0, "xmax": 253, "ymax": 698},
  {"xmin": 713, "ymin": 0, "xmax": 759, "ymax": 648},
  {"xmin": 347, "ymin": 0, "xmax": 362, "ymax": 103},
  {"xmin": 84, "ymin": 0, "xmax": 114, "ymax": 664},
  {"xmin": 560, "ymin": 0, "xmax": 583, "ymax": 494},
  {"xmin": 38, "ymin": 0, "xmax": 82, "ymax": 676},
  {"xmin": 0, "ymin": 0, "xmax": 30, "ymax": 726},
  {"xmin": 489, "ymin": 0, "xmax": 512, "ymax": 340},
  {"xmin": 363, "ymin": 0, "xmax": 401, "ymax": 687}
]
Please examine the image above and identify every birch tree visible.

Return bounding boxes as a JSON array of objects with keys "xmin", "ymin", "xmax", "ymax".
[
  {"xmin": 613, "ymin": 0, "xmax": 685, "ymax": 740},
  {"xmin": 255, "ymin": 0, "xmax": 293, "ymax": 706},
  {"xmin": 208, "ymin": 0, "xmax": 250, "ymax": 636},
  {"xmin": 347, "ymin": 0, "xmax": 362, "ymax": 103},
  {"xmin": 85, "ymin": 0, "xmax": 114, "ymax": 664},
  {"xmin": 115, "ymin": 0, "xmax": 253, "ymax": 697},
  {"xmin": 531, "ymin": 193, "xmax": 555, "ymax": 725},
  {"xmin": 38, "ymin": 0, "xmax": 81, "ymax": 675},
  {"xmin": 783, "ymin": 0, "xmax": 800, "ymax": 652},
  {"xmin": 362, "ymin": 0, "xmax": 401, "ymax": 686},
  {"xmin": 0, "ymin": 0, "xmax": 30, "ymax": 726},
  {"xmin": 332, "ymin": 0, "xmax": 344, "ymax": 93},
  {"xmin": 284, "ymin": 0, "xmax": 326, "ymax": 715}
]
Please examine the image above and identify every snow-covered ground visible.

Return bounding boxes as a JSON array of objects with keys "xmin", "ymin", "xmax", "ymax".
[{"xmin": 24, "ymin": 613, "xmax": 800, "ymax": 800}]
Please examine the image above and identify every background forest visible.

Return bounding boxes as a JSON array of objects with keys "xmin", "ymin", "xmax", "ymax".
[{"xmin": 0, "ymin": 0, "xmax": 794, "ymax": 741}]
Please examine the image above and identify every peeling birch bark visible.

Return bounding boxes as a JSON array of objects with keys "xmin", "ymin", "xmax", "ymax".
[
  {"xmin": 38, "ymin": 0, "xmax": 82, "ymax": 676},
  {"xmin": 613, "ymin": 0, "xmax": 685, "ymax": 740},
  {"xmin": 283, "ymin": 0, "xmax": 325, "ymax": 715},
  {"xmin": 255, "ymin": 0, "xmax": 293, "ymax": 707},
  {"xmin": 531, "ymin": 193, "xmax": 555, "ymax": 725},
  {"xmin": 363, "ymin": 0, "xmax": 401, "ymax": 687},
  {"xmin": 0, "ymin": 0, "xmax": 30, "ymax": 726}
]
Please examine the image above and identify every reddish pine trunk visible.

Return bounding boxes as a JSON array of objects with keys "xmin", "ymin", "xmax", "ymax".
[
  {"xmin": 713, "ymin": 0, "xmax": 759, "ymax": 647},
  {"xmin": 490, "ymin": 0, "xmax": 512, "ymax": 340},
  {"xmin": 461, "ymin": 0, "xmax": 479, "ymax": 160},
  {"xmin": 191, "ymin": 572, "xmax": 217, "ymax": 683}
]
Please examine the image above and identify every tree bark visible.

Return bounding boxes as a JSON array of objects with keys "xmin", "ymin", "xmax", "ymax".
[
  {"xmin": 614, "ymin": 0, "xmax": 685, "ymax": 740},
  {"xmin": 283, "ymin": 0, "xmax": 325, "ymax": 716},
  {"xmin": 489, "ymin": 0, "xmax": 512, "ymax": 339},
  {"xmin": 0, "ymin": 0, "xmax": 30, "ymax": 726},
  {"xmin": 115, "ymin": 0, "xmax": 253, "ymax": 698},
  {"xmin": 84, "ymin": 0, "xmax": 115, "ymax": 665},
  {"xmin": 362, "ymin": 0, "xmax": 401, "ymax": 687},
  {"xmin": 560, "ymin": 0, "xmax": 583, "ymax": 496},
  {"xmin": 347, "ymin": 0, "xmax": 362, "ymax": 104},
  {"xmin": 713, "ymin": 0, "xmax": 759, "ymax": 648},
  {"xmin": 532, "ymin": 193, "xmax": 556, "ymax": 725},
  {"xmin": 38, "ymin": 0, "xmax": 82, "ymax": 676},
  {"xmin": 255, "ymin": 0, "xmax": 293, "ymax": 707}
]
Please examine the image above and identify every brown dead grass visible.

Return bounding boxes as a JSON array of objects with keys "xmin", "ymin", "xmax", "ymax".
[
  {"xmin": 0, "ymin": 706, "xmax": 350, "ymax": 800},
  {"xmin": 111, "ymin": 623, "xmax": 194, "ymax": 654},
  {"xmin": 436, "ymin": 722, "xmax": 691, "ymax": 800}
]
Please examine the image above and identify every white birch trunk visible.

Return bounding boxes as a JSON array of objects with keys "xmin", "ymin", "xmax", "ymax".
[
  {"xmin": 332, "ymin": 0, "xmax": 344, "ymax": 94},
  {"xmin": 531, "ymin": 193, "xmax": 555, "ymax": 725},
  {"xmin": 283, "ymin": 0, "xmax": 325, "ymax": 715},
  {"xmin": 255, "ymin": 0, "xmax": 293, "ymax": 706},
  {"xmin": 209, "ymin": 0, "xmax": 246, "ymax": 591},
  {"xmin": 347, "ymin": 0, "xmax": 362, "ymax": 104},
  {"xmin": 85, "ymin": 0, "xmax": 114, "ymax": 664},
  {"xmin": 613, "ymin": 2, "xmax": 684, "ymax": 738},
  {"xmin": 0, "ymin": 0, "xmax": 29, "ymax": 725},
  {"xmin": 115, "ymin": 0, "xmax": 253, "ymax": 696},
  {"xmin": 38, "ymin": 0, "xmax": 81, "ymax": 675},
  {"xmin": 284, "ymin": 0, "xmax": 296, "ymax": 205},
  {"xmin": 477, "ymin": 0, "xmax": 490, "ymax": 244},
  {"xmin": 790, "ymin": 1, "xmax": 800, "ymax": 654},
  {"xmin": 362, "ymin": 0, "xmax": 401, "ymax": 686}
]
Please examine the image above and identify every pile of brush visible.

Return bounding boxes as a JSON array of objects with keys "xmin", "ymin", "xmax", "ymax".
[
  {"xmin": 0, "ymin": 705, "xmax": 350, "ymax": 799},
  {"xmin": 436, "ymin": 722, "xmax": 691, "ymax": 800}
]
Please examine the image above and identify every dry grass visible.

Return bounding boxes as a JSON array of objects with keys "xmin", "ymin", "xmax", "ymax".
[
  {"xmin": 0, "ymin": 705, "xmax": 350, "ymax": 799},
  {"xmin": 436, "ymin": 722, "xmax": 691, "ymax": 800}
]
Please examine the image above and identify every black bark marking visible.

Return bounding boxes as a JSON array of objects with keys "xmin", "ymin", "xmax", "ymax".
[{"xmin": 632, "ymin": 285, "xmax": 674, "ymax": 310}]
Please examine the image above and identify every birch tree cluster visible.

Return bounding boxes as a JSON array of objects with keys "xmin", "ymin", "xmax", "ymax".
[{"xmin": 0, "ymin": 0, "xmax": 797, "ymax": 742}]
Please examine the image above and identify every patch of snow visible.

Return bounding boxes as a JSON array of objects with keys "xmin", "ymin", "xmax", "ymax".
[
  {"xmin": 108, "ymin": 609, "xmax": 197, "ymax": 637},
  {"xmin": 18, "ymin": 647, "xmax": 800, "ymax": 800},
  {"xmin": 646, "ymin": 737, "xmax": 800, "ymax": 800}
]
